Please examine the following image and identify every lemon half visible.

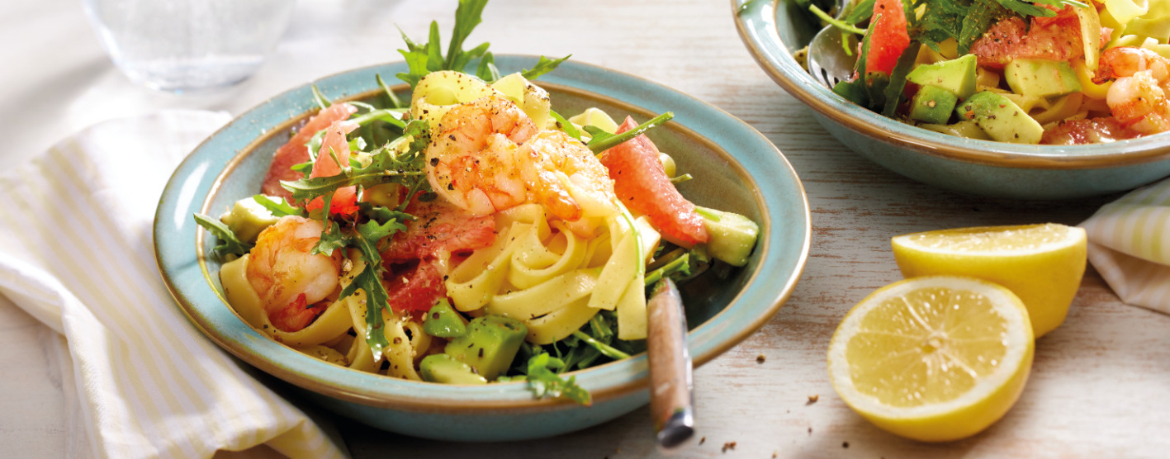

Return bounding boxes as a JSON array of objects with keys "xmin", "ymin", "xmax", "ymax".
[
  {"xmin": 828, "ymin": 276, "xmax": 1034, "ymax": 442},
  {"xmin": 891, "ymin": 223, "xmax": 1086, "ymax": 338}
]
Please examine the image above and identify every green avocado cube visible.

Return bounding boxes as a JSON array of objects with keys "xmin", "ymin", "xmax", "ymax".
[
  {"xmin": 423, "ymin": 299, "xmax": 468, "ymax": 338},
  {"xmin": 954, "ymin": 91, "xmax": 1044, "ymax": 144},
  {"xmin": 1004, "ymin": 59, "xmax": 1082, "ymax": 98},
  {"xmin": 220, "ymin": 196, "xmax": 281, "ymax": 242},
  {"xmin": 909, "ymin": 85, "xmax": 959, "ymax": 124},
  {"xmin": 420, "ymin": 354, "xmax": 488, "ymax": 385},
  {"xmin": 696, "ymin": 207, "xmax": 759, "ymax": 267},
  {"xmin": 906, "ymin": 54, "xmax": 977, "ymax": 99},
  {"xmin": 444, "ymin": 315, "xmax": 527, "ymax": 380}
]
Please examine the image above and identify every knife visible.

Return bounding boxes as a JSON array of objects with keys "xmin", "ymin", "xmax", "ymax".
[{"xmin": 646, "ymin": 278, "xmax": 694, "ymax": 450}]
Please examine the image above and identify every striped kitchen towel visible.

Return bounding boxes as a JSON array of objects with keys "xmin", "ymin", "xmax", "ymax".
[
  {"xmin": 0, "ymin": 111, "xmax": 347, "ymax": 459},
  {"xmin": 1080, "ymin": 178, "xmax": 1170, "ymax": 315}
]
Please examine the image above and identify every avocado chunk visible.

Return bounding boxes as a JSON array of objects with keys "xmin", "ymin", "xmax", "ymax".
[
  {"xmin": 909, "ymin": 85, "xmax": 959, "ymax": 124},
  {"xmin": 1004, "ymin": 59, "xmax": 1082, "ymax": 98},
  {"xmin": 444, "ymin": 315, "xmax": 527, "ymax": 380},
  {"xmin": 220, "ymin": 196, "xmax": 281, "ymax": 242},
  {"xmin": 423, "ymin": 299, "xmax": 468, "ymax": 338},
  {"xmin": 420, "ymin": 354, "xmax": 488, "ymax": 385},
  {"xmin": 954, "ymin": 91, "xmax": 1044, "ymax": 144},
  {"xmin": 696, "ymin": 206, "xmax": 759, "ymax": 267},
  {"xmin": 906, "ymin": 54, "xmax": 977, "ymax": 99}
]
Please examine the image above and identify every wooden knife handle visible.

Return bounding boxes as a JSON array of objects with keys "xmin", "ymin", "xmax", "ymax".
[{"xmin": 647, "ymin": 278, "xmax": 694, "ymax": 450}]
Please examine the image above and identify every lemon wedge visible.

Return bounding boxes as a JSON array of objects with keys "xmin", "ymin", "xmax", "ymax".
[
  {"xmin": 827, "ymin": 276, "xmax": 1034, "ymax": 442},
  {"xmin": 891, "ymin": 223, "xmax": 1086, "ymax": 338}
]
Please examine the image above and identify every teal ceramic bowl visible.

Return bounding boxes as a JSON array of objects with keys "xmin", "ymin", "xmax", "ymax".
[
  {"xmin": 154, "ymin": 55, "xmax": 811, "ymax": 441},
  {"xmin": 733, "ymin": 0, "xmax": 1170, "ymax": 200}
]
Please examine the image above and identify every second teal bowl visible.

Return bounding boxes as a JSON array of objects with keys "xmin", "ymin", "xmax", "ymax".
[{"xmin": 734, "ymin": 0, "xmax": 1170, "ymax": 200}]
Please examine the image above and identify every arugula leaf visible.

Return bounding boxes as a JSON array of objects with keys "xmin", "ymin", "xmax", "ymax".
[
  {"xmin": 402, "ymin": 119, "xmax": 431, "ymax": 147},
  {"xmin": 395, "ymin": 0, "xmax": 490, "ymax": 87},
  {"xmin": 548, "ymin": 109, "xmax": 581, "ymax": 141},
  {"xmin": 427, "ymin": 21, "xmax": 444, "ymax": 71},
  {"xmin": 809, "ymin": 4, "xmax": 867, "ymax": 35},
  {"xmin": 588, "ymin": 313, "xmax": 614, "ymax": 342},
  {"xmin": 349, "ymin": 137, "xmax": 368, "ymax": 153},
  {"xmin": 396, "ymin": 28, "xmax": 432, "ymax": 88},
  {"xmin": 335, "ymin": 219, "xmax": 409, "ymax": 357},
  {"xmin": 476, "ymin": 52, "xmax": 501, "ymax": 82},
  {"xmin": 583, "ymin": 126, "xmax": 612, "ymax": 143},
  {"xmin": 833, "ymin": 78, "xmax": 869, "ymax": 106},
  {"xmin": 291, "ymin": 160, "xmax": 314, "ymax": 178},
  {"xmin": 958, "ymin": 1, "xmax": 1010, "ymax": 54},
  {"xmin": 524, "ymin": 353, "xmax": 592, "ymax": 405},
  {"xmin": 339, "ymin": 255, "xmax": 392, "ymax": 356},
  {"xmin": 192, "ymin": 214, "xmax": 253, "ymax": 257},
  {"xmin": 310, "ymin": 85, "xmax": 331, "ymax": 110},
  {"xmin": 842, "ymin": 0, "xmax": 876, "ymax": 25},
  {"xmin": 284, "ymin": 169, "xmax": 420, "ymax": 203},
  {"xmin": 911, "ymin": 0, "xmax": 1084, "ymax": 55},
  {"xmin": 913, "ymin": 0, "xmax": 1007, "ymax": 54},
  {"xmin": 305, "ymin": 129, "xmax": 327, "ymax": 164},
  {"xmin": 280, "ymin": 122, "xmax": 431, "ymax": 204},
  {"xmin": 357, "ymin": 216, "xmax": 408, "ymax": 243},
  {"xmin": 453, "ymin": 42, "xmax": 492, "ymax": 79},
  {"xmin": 586, "ymin": 112, "xmax": 674, "ymax": 153},
  {"xmin": 992, "ymin": 0, "xmax": 1086, "ymax": 18},
  {"xmin": 359, "ymin": 203, "xmax": 415, "ymax": 227},
  {"xmin": 569, "ymin": 331, "xmax": 631, "ymax": 360},
  {"xmin": 521, "ymin": 55, "xmax": 571, "ymax": 80},
  {"xmin": 445, "ymin": 0, "xmax": 489, "ymax": 70},
  {"xmin": 881, "ymin": 42, "xmax": 922, "ymax": 117},
  {"xmin": 375, "ymin": 73, "xmax": 404, "ymax": 109},
  {"xmin": 644, "ymin": 253, "xmax": 692, "ymax": 286},
  {"xmin": 349, "ymin": 109, "xmax": 407, "ymax": 130},
  {"xmin": 252, "ymin": 195, "xmax": 305, "ymax": 217},
  {"xmin": 311, "ymin": 220, "xmax": 348, "ymax": 256},
  {"xmin": 347, "ymin": 101, "xmax": 377, "ymax": 112}
]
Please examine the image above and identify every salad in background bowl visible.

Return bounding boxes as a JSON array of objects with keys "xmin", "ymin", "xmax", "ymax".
[
  {"xmin": 734, "ymin": 0, "xmax": 1170, "ymax": 199},
  {"xmin": 814, "ymin": 0, "xmax": 1170, "ymax": 145}
]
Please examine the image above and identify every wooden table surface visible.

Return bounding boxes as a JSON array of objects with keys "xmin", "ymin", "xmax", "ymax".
[{"xmin": 2, "ymin": 0, "xmax": 1167, "ymax": 457}]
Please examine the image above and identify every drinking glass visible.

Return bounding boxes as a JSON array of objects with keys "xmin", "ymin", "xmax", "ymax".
[{"xmin": 83, "ymin": 0, "xmax": 296, "ymax": 92}]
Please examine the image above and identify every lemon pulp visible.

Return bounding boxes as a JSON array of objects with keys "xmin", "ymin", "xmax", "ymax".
[{"xmin": 828, "ymin": 276, "xmax": 1034, "ymax": 442}]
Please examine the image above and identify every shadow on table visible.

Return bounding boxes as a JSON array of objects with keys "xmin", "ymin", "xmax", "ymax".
[{"xmin": 339, "ymin": 406, "xmax": 657, "ymax": 459}]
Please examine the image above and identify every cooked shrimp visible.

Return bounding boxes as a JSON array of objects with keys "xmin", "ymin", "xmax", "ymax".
[
  {"xmin": 1095, "ymin": 47, "xmax": 1170, "ymax": 135},
  {"xmin": 246, "ymin": 216, "xmax": 342, "ymax": 332},
  {"xmin": 1095, "ymin": 47, "xmax": 1170, "ymax": 83},
  {"xmin": 425, "ymin": 95, "xmax": 537, "ymax": 216},
  {"xmin": 426, "ymin": 95, "xmax": 619, "ymax": 221},
  {"xmin": 518, "ymin": 130, "xmax": 618, "ymax": 221}
]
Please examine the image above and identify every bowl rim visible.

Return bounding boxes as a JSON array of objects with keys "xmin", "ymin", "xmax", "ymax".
[
  {"xmin": 732, "ymin": 0, "xmax": 1170, "ymax": 170},
  {"xmin": 154, "ymin": 54, "xmax": 812, "ymax": 412}
]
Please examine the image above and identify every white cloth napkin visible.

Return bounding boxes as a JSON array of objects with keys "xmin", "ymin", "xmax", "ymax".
[
  {"xmin": 0, "ymin": 110, "xmax": 347, "ymax": 459},
  {"xmin": 1080, "ymin": 177, "xmax": 1170, "ymax": 315}
]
